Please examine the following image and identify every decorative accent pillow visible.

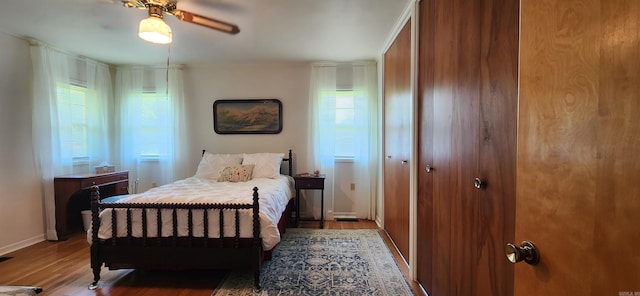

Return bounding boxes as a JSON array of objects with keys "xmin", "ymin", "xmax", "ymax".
[
  {"xmin": 242, "ymin": 153, "xmax": 284, "ymax": 179},
  {"xmin": 217, "ymin": 165, "xmax": 255, "ymax": 183},
  {"xmin": 194, "ymin": 152, "xmax": 243, "ymax": 180}
]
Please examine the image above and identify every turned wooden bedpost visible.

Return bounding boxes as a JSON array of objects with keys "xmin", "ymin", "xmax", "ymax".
[
  {"xmin": 252, "ymin": 186, "xmax": 261, "ymax": 289},
  {"xmin": 252, "ymin": 187, "xmax": 260, "ymax": 240},
  {"xmin": 287, "ymin": 149, "xmax": 293, "ymax": 176},
  {"xmin": 88, "ymin": 186, "xmax": 101, "ymax": 290}
]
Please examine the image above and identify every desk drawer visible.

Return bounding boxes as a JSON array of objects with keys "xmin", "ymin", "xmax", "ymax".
[
  {"xmin": 80, "ymin": 172, "xmax": 128, "ymax": 188},
  {"xmin": 115, "ymin": 181, "xmax": 129, "ymax": 195},
  {"xmin": 295, "ymin": 178, "xmax": 325, "ymax": 189}
]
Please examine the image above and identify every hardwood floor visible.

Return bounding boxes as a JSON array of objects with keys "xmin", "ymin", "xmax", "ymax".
[{"xmin": 0, "ymin": 220, "xmax": 422, "ymax": 295}]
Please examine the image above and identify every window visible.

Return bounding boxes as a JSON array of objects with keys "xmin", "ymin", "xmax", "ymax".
[
  {"xmin": 134, "ymin": 91, "xmax": 171, "ymax": 159},
  {"xmin": 56, "ymin": 83, "xmax": 93, "ymax": 162},
  {"xmin": 335, "ymin": 90, "xmax": 355, "ymax": 159},
  {"xmin": 116, "ymin": 67, "xmax": 185, "ymax": 190}
]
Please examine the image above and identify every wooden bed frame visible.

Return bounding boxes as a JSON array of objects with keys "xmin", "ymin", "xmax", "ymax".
[{"xmin": 88, "ymin": 150, "xmax": 294, "ymax": 290}]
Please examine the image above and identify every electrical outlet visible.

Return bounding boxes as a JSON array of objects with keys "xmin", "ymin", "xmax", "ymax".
[{"xmin": 350, "ymin": 183, "xmax": 355, "ymax": 190}]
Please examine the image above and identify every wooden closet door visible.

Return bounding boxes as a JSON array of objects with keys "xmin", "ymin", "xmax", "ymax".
[
  {"xmin": 447, "ymin": 6, "xmax": 482, "ymax": 295},
  {"xmin": 416, "ymin": 0, "xmax": 435, "ymax": 291},
  {"xmin": 427, "ymin": 0, "xmax": 482, "ymax": 294},
  {"xmin": 417, "ymin": 0, "xmax": 518, "ymax": 294},
  {"xmin": 516, "ymin": 0, "xmax": 640, "ymax": 294},
  {"xmin": 383, "ymin": 20, "xmax": 412, "ymax": 262},
  {"xmin": 474, "ymin": 0, "xmax": 518, "ymax": 293}
]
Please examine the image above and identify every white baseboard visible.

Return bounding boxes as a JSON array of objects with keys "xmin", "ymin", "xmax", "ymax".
[
  {"xmin": 0, "ymin": 234, "xmax": 45, "ymax": 256},
  {"xmin": 375, "ymin": 216, "xmax": 382, "ymax": 228},
  {"xmin": 325, "ymin": 210, "xmax": 334, "ymax": 220}
]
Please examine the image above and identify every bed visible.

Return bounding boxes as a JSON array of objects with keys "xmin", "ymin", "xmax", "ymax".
[{"xmin": 87, "ymin": 150, "xmax": 294, "ymax": 290}]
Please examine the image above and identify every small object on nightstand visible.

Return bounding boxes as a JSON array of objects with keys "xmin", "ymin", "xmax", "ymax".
[
  {"xmin": 94, "ymin": 162, "xmax": 115, "ymax": 174},
  {"xmin": 293, "ymin": 174, "xmax": 326, "ymax": 228}
]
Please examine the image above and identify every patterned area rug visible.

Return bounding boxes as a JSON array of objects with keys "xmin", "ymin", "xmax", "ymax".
[{"xmin": 212, "ymin": 229, "xmax": 414, "ymax": 296}]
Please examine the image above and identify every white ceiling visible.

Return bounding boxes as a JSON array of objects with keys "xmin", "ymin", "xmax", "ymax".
[{"xmin": 0, "ymin": 0, "xmax": 411, "ymax": 66}]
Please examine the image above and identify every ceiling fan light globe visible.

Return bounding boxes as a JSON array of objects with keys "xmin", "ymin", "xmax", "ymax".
[{"xmin": 138, "ymin": 16, "xmax": 172, "ymax": 44}]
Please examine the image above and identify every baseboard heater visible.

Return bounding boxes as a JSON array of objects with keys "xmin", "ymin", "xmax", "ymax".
[{"xmin": 335, "ymin": 217, "xmax": 359, "ymax": 222}]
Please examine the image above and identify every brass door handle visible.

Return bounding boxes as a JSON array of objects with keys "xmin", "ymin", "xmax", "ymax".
[{"xmin": 505, "ymin": 241, "xmax": 540, "ymax": 265}]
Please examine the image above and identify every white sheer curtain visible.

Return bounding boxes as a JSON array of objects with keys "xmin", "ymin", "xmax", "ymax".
[
  {"xmin": 31, "ymin": 44, "xmax": 111, "ymax": 240},
  {"xmin": 351, "ymin": 62, "xmax": 379, "ymax": 219},
  {"xmin": 307, "ymin": 64, "xmax": 337, "ymax": 219},
  {"xmin": 115, "ymin": 66, "xmax": 187, "ymax": 192}
]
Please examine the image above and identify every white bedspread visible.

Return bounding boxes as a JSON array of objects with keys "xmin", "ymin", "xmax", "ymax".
[{"xmin": 88, "ymin": 175, "xmax": 294, "ymax": 250}]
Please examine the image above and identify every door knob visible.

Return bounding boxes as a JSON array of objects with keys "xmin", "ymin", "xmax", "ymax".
[
  {"xmin": 401, "ymin": 160, "xmax": 408, "ymax": 164},
  {"xmin": 426, "ymin": 165, "xmax": 433, "ymax": 173},
  {"xmin": 505, "ymin": 241, "xmax": 539, "ymax": 265},
  {"xmin": 474, "ymin": 178, "xmax": 484, "ymax": 189}
]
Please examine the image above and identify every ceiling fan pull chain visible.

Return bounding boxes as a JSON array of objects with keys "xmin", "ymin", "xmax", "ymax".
[{"xmin": 166, "ymin": 42, "xmax": 171, "ymax": 96}]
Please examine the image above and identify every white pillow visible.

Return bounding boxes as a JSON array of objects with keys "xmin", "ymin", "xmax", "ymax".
[
  {"xmin": 194, "ymin": 152, "xmax": 243, "ymax": 180},
  {"xmin": 242, "ymin": 153, "xmax": 284, "ymax": 179}
]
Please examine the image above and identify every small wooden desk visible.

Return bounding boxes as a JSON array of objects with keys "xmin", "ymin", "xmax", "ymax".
[
  {"xmin": 293, "ymin": 174, "xmax": 326, "ymax": 228},
  {"xmin": 54, "ymin": 171, "xmax": 129, "ymax": 240}
]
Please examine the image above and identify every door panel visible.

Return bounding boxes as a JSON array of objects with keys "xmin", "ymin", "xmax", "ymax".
[
  {"xmin": 428, "ymin": 0, "xmax": 455, "ymax": 292},
  {"xmin": 448, "ymin": 0, "xmax": 481, "ymax": 294},
  {"xmin": 418, "ymin": 0, "xmax": 518, "ymax": 294},
  {"xmin": 384, "ymin": 19, "xmax": 412, "ymax": 262},
  {"xmin": 475, "ymin": 0, "xmax": 519, "ymax": 293},
  {"xmin": 417, "ymin": 0, "xmax": 435, "ymax": 291},
  {"xmin": 517, "ymin": 0, "xmax": 640, "ymax": 294}
]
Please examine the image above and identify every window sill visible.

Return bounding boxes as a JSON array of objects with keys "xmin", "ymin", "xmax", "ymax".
[
  {"xmin": 335, "ymin": 157, "xmax": 354, "ymax": 163},
  {"xmin": 138, "ymin": 155, "xmax": 161, "ymax": 163}
]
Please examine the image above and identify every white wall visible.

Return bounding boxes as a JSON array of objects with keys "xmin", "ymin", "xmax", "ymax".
[
  {"xmin": 0, "ymin": 32, "xmax": 45, "ymax": 254},
  {"xmin": 333, "ymin": 162, "xmax": 358, "ymax": 218},
  {"xmin": 183, "ymin": 63, "xmax": 312, "ymax": 174}
]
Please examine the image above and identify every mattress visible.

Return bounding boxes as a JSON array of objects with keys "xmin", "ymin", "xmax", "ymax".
[{"xmin": 88, "ymin": 175, "xmax": 294, "ymax": 250}]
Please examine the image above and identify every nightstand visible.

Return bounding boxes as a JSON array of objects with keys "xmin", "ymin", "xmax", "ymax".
[{"xmin": 294, "ymin": 174, "xmax": 326, "ymax": 228}]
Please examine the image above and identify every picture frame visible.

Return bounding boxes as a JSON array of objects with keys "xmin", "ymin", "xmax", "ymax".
[{"xmin": 213, "ymin": 99, "xmax": 283, "ymax": 134}]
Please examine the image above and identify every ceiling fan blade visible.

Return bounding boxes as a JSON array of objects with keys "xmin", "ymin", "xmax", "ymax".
[
  {"xmin": 171, "ymin": 10, "xmax": 240, "ymax": 35},
  {"xmin": 121, "ymin": 0, "xmax": 147, "ymax": 9}
]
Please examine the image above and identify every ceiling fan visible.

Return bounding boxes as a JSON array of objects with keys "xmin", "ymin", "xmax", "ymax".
[{"xmin": 122, "ymin": 0, "xmax": 240, "ymax": 44}]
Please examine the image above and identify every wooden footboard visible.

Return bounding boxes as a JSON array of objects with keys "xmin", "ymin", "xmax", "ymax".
[{"xmin": 88, "ymin": 186, "xmax": 263, "ymax": 290}]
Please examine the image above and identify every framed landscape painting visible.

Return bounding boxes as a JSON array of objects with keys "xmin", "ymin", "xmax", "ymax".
[{"xmin": 213, "ymin": 99, "xmax": 283, "ymax": 134}]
